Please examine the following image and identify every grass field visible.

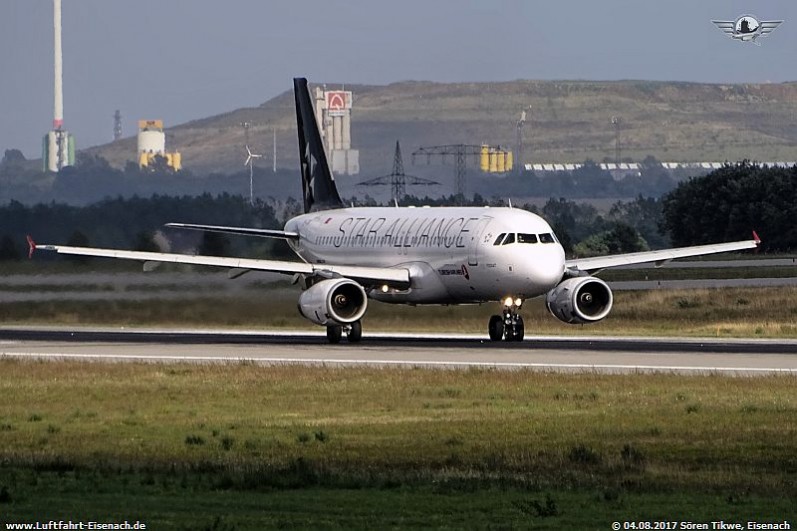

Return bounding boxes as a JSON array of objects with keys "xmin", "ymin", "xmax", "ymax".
[{"xmin": 0, "ymin": 360, "xmax": 795, "ymax": 528}]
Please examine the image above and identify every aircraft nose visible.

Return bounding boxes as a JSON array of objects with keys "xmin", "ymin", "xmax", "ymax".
[{"xmin": 524, "ymin": 246, "xmax": 566, "ymax": 290}]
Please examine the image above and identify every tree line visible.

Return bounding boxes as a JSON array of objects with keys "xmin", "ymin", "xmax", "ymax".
[
  {"xmin": 1, "ymin": 150, "xmax": 691, "ymax": 207},
  {"xmin": 3, "ymin": 161, "xmax": 791, "ymax": 263},
  {"xmin": 0, "ymin": 194, "xmax": 285, "ymax": 262},
  {"xmin": 661, "ymin": 162, "xmax": 797, "ymax": 252},
  {"xmin": 0, "ymin": 193, "xmax": 664, "ymax": 262}
]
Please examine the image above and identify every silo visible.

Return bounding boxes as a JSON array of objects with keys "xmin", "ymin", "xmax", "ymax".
[
  {"xmin": 137, "ymin": 120, "xmax": 166, "ymax": 155},
  {"xmin": 341, "ymin": 113, "xmax": 351, "ymax": 150},
  {"xmin": 324, "ymin": 118, "xmax": 334, "ymax": 151},
  {"xmin": 333, "ymin": 116, "xmax": 342, "ymax": 150},
  {"xmin": 480, "ymin": 145, "xmax": 489, "ymax": 172},
  {"xmin": 489, "ymin": 150, "xmax": 498, "ymax": 172}
]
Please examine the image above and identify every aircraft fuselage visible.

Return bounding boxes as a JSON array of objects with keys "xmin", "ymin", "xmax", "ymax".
[{"xmin": 286, "ymin": 206, "xmax": 566, "ymax": 304}]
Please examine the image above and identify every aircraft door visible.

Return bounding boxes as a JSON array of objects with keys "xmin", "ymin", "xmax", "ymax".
[{"xmin": 467, "ymin": 218, "xmax": 491, "ymax": 266}]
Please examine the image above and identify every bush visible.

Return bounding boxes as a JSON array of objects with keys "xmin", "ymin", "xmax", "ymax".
[
  {"xmin": 185, "ymin": 435, "xmax": 206, "ymax": 446},
  {"xmin": 568, "ymin": 444, "xmax": 601, "ymax": 465}
]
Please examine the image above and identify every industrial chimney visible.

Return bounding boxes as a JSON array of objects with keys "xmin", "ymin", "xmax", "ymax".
[{"xmin": 42, "ymin": 0, "xmax": 75, "ymax": 172}]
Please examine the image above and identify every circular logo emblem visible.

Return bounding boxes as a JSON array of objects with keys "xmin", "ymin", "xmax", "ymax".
[{"xmin": 735, "ymin": 15, "xmax": 760, "ymax": 34}]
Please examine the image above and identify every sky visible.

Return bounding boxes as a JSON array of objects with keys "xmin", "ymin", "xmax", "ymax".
[{"xmin": 2, "ymin": 0, "xmax": 796, "ymax": 159}]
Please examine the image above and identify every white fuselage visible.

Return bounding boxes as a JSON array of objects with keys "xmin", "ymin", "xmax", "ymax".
[{"xmin": 284, "ymin": 206, "xmax": 566, "ymax": 304}]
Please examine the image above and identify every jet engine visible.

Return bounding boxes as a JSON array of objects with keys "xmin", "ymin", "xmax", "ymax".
[
  {"xmin": 298, "ymin": 278, "xmax": 368, "ymax": 326},
  {"xmin": 545, "ymin": 276, "xmax": 613, "ymax": 324}
]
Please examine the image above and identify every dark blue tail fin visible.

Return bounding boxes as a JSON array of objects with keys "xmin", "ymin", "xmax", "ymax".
[{"xmin": 293, "ymin": 77, "xmax": 344, "ymax": 213}]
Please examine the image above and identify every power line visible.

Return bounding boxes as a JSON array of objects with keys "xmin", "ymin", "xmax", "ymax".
[
  {"xmin": 358, "ymin": 141, "xmax": 439, "ymax": 202},
  {"xmin": 411, "ymin": 144, "xmax": 485, "ymax": 200}
]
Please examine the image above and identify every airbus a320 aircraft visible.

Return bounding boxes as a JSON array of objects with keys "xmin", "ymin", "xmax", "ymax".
[{"xmin": 30, "ymin": 78, "xmax": 760, "ymax": 343}]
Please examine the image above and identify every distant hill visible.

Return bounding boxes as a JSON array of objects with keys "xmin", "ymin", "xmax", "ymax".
[{"xmin": 88, "ymin": 79, "xmax": 797, "ymax": 184}]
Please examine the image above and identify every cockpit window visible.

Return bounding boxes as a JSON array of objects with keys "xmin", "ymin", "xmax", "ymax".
[
  {"xmin": 517, "ymin": 233, "xmax": 538, "ymax": 244},
  {"xmin": 539, "ymin": 233, "xmax": 556, "ymax": 244},
  {"xmin": 493, "ymin": 233, "xmax": 506, "ymax": 246},
  {"xmin": 502, "ymin": 233, "xmax": 516, "ymax": 245}
]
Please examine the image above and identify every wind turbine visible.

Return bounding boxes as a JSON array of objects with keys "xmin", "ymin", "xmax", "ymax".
[{"xmin": 244, "ymin": 144, "xmax": 263, "ymax": 206}]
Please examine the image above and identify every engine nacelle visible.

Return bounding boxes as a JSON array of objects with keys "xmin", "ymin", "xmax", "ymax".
[
  {"xmin": 545, "ymin": 276, "xmax": 613, "ymax": 324},
  {"xmin": 298, "ymin": 278, "xmax": 368, "ymax": 326}
]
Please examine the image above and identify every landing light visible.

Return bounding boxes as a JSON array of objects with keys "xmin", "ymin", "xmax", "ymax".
[
  {"xmin": 514, "ymin": 298, "xmax": 522, "ymax": 307},
  {"xmin": 504, "ymin": 296, "xmax": 514, "ymax": 307},
  {"xmin": 381, "ymin": 285, "xmax": 389, "ymax": 293}
]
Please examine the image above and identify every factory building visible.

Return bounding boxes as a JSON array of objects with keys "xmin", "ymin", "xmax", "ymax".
[
  {"xmin": 137, "ymin": 120, "xmax": 181, "ymax": 171},
  {"xmin": 313, "ymin": 87, "xmax": 359, "ymax": 175}
]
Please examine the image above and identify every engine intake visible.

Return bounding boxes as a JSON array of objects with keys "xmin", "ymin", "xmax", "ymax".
[
  {"xmin": 298, "ymin": 278, "xmax": 367, "ymax": 326},
  {"xmin": 545, "ymin": 276, "xmax": 613, "ymax": 324}
]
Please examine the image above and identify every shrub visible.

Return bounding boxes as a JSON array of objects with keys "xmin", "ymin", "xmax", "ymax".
[
  {"xmin": 620, "ymin": 444, "xmax": 646, "ymax": 465},
  {"xmin": 568, "ymin": 444, "xmax": 601, "ymax": 465},
  {"xmin": 514, "ymin": 494, "xmax": 559, "ymax": 517},
  {"xmin": 677, "ymin": 298, "xmax": 700, "ymax": 309},
  {"xmin": 184, "ymin": 435, "xmax": 205, "ymax": 446}
]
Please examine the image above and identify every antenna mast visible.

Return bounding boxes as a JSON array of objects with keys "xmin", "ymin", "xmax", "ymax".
[{"xmin": 113, "ymin": 110, "xmax": 122, "ymax": 141}]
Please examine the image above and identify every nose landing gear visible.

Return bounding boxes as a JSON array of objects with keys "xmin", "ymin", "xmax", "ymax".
[{"xmin": 488, "ymin": 299, "xmax": 525, "ymax": 342}]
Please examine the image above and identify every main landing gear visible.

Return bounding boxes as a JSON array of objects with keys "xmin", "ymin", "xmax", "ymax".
[
  {"xmin": 488, "ymin": 297, "xmax": 525, "ymax": 342},
  {"xmin": 326, "ymin": 320, "xmax": 362, "ymax": 344}
]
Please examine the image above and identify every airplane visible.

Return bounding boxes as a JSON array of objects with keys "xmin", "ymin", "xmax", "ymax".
[{"xmin": 28, "ymin": 78, "xmax": 761, "ymax": 344}]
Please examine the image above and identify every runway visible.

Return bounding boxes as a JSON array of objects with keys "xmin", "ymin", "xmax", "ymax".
[{"xmin": 1, "ymin": 327, "xmax": 796, "ymax": 375}]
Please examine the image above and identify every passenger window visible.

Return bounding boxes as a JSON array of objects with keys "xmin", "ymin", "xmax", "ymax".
[
  {"xmin": 517, "ymin": 233, "xmax": 538, "ymax": 244},
  {"xmin": 502, "ymin": 233, "xmax": 515, "ymax": 245},
  {"xmin": 539, "ymin": 233, "xmax": 555, "ymax": 244},
  {"xmin": 493, "ymin": 233, "xmax": 506, "ymax": 246}
]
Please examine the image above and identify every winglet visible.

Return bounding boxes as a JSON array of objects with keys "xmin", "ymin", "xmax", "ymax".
[
  {"xmin": 752, "ymin": 230, "xmax": 761, "ymax": 245},
  {"xmin": 26, "ymin": 235, "xmax": 36, "ymax": 259}
]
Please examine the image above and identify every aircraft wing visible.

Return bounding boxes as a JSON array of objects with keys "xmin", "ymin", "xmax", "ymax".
[
  {"xmin": 32, "ymin": 242, "xmax": 409, "ymax": 286},
  {"xmin": 566, "ymin": 236, "xmax": 760, "ymax": 274},
  {"xmin": 165, "ymin": 223, "xmax": 299, "ymax": 240}
]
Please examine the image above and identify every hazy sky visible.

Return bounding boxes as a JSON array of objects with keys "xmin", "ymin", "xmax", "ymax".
[{"xmin": 2, "ymin": 0, "xmax": 795, "ymax": 159}]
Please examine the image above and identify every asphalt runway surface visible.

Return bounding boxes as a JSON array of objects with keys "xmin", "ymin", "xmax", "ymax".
[{"xmin": 1, "ymin": 327, "xmax": 796, "ymax": 375}]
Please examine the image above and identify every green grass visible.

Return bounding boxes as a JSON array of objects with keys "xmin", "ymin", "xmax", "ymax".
[
  {"xmin": 0, "ymin": 360, "xmax": 795, "ymax": 527},
  {"xmin": 2, "ymin": 474, "xmax": 793, "ymax": 529}
]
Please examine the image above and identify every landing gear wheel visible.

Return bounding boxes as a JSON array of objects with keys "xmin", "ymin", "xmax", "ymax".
[
  {"xmin": 347, "ymin": 320, "xmax": 362, "ymax": 343},
  {"xmin": 495, "ymin": 298, "xmax": 525, "ymax": 342},
  {"xmin": 511, "ymin": 316, "xmax": 525, "ymax": 342},
  {"xmin": 326, "ymin": 325, "xmax": 342, "ymax": 344},
  {"xmin": 488, "ymin": 315, "xmax": 504, "ymax": 341}
]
